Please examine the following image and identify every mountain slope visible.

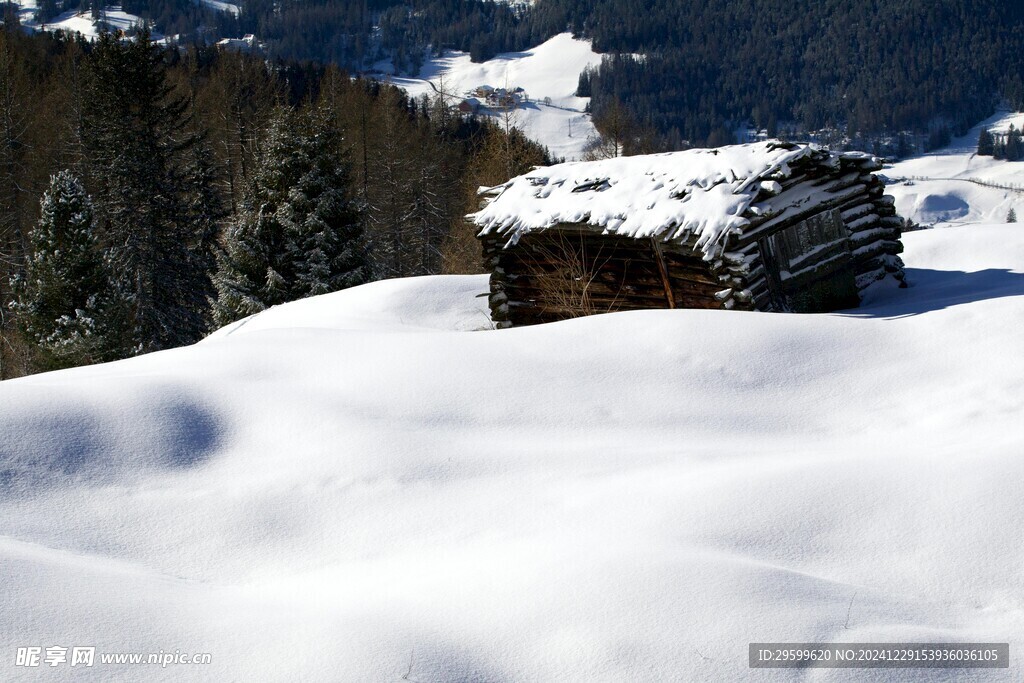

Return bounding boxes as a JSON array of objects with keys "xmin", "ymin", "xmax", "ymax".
[
  {"xmin": 380, "ymin": 33, "xmax": 602, "ymax": 160},
  {"xmin": 1, "ymin": 223, "xmax": 1023, "ymax": 680},
  {"xmin": 885, "ymin": 111, "xmax": 1024, "ymax": 226}
]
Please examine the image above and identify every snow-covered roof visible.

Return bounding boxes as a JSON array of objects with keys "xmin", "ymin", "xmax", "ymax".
[{"xmin": 472, "ymin": 142, "xmax": 827, "ymax": 257}]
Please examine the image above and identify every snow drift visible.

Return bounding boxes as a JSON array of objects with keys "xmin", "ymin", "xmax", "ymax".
[{"xmin": 1, "ymin": 224, "xmax": 1023, "ymax": 681}]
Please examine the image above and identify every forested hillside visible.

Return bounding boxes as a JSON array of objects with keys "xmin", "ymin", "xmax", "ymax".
[
  {"xmin": 31, "ymin": 0, "xmax": 1023, "ymax": 149},
  {"xmin": 569, "ymin": 0, "xmax": 1024, "ymax": 148},
  {"xmin": 0, "ymin": 28, "xmax": 548, "ymax": 377}
]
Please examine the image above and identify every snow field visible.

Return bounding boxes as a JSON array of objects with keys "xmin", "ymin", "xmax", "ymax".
[
  {"xmin": 886, "ymin": 111, "xmax": 1024, "ymax": 226},
  {"xmin": 380, "ymin": 33, "xmax": 603, "ymax": 161},
  {"xmin": 1, "ymin": 223, "xmax": 1023, "ymax": 680}
]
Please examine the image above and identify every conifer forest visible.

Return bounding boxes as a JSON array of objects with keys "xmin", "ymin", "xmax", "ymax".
[{"xmin": 0, "ymin": 29, "xmax": 548, "ymax": 376}]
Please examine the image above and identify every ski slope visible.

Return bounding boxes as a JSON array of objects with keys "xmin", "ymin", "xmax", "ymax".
[
  {"xmin": 885, "ymin": 111, "xmax": 1024, "ymax": 226},
  {"xmin": 2, "ymin": 221, "xmax": 1023, "ymax": 680},
  {"xmin": 379, "ymin": 33, "xmax": 603, "ymax": 161}
]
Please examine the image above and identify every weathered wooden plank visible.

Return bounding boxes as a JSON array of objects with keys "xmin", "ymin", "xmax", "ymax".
[
  {"xmin": 503, "ymin": 286, "xmax": 675, "ymax": 307},
  {"xmin": 816, "ymin": 171, "xmax": 863, "ymax": 193},
  {"xmin": 849, "ymin": 228, "xmax": 898, "ymax": 247},
  {"xmin": 735, "ymin": 264, "xmax": 765, "ymax": 283},
  {"xmin": 850, "ymin": 156, "xmax": 884, "ymax": 172},
  {"xmin": 503, "ymin": 278, "xmax": 724, "ymax": 306},
  {"xmin": 505, "ymin": 294, "xmax": 722, "ymax": 317},
  {"xmin": 836, "ymin": 194, "xmax": 877, "ymax": 216},
  {"xmin": 854, "ymin": 267, "xmax": 886, "ymax": 290},
  {"xmin": 852, "ymin": 239, "xmax": 903, "ymax": 260},
  {"xmin": 853, "ymin": 253, "xmax": 903, "ymax": 278},
  {"xmin": 496, "ymin": 246, "xmax": 718, "ymax": 279},
  {"xmin": 747, "ymin": 283, "xmax": 770, "ymax": 303},
  {"xmin": 737, "ymin": 184, "xmax": 869, "ymax": 248},
  {"xmin": 779, "ymin": 250, "xmax": 853, "ymax": 284},
  {"xmin": 846, "ymin": 213, "xmax": 881, "ymax": 231},
  {"xmin": 752, "ymin": 293, "xmax": 775, "ymax": 312},
  {"xmin": 506, "ymin": 296, "xmax": 704, "ymax": 313},
  {"xmin": 504, "ymin": 268, "xmax": 726, "ymax": 297},
  {"xmin": 840, "ymin": 202, "xmax": 875, "ymax": 223},
  {"xmin": 649, "ymin": 238, "xmax": 677, "ymax": 308},
  {"xmin": 664, "ymin": 268, "xmax": 732, "ymax": 288}
]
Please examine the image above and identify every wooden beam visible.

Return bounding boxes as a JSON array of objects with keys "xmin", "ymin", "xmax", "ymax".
[{"xmin": 650, "ymin": 238, "xmax": 677, "ymax": 309}]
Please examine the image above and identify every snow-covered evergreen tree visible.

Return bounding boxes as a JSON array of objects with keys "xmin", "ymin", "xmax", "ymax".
[
  {"xmin": 83, "ymin": 30, "xmax": 214, "ymax": 355},
  {"xmin": 286, "ymin": 107, "xmax": 366, "ymax": 298},
  {"xmin": 9, "ymin": 170, "xmax": 116, "ymax": 369},
  {"xmin": 1006, "ymin": 126, "xmax": 1023, "ymax": 162},
  {"xmin": 1008, "ymin": 208, "xmax": 1018, "ymax": 223},
  {"xmin": 977, "ymin": 128, "xmax": 995, "ymax": 156},
  {"xmin": 183, "ymin": 138, "xmax": 227, "ymax": 330},
  {"xmin": 212, "ymin": 204, "xmax": 291, "ymax": 325},
  {"xmin": 213, "ymin": 108, "xmax": 299, "ymax": 326},
  {"xmin": 213, "ymin": 105, "xmax": 366, "ymax": 326}
]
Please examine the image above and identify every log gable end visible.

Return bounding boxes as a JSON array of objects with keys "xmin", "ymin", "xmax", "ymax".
[
  {"xmin": 760, "ymin": 209, "xmax": 860, "ymax": 313},
  {"xmin": 471, "ymin": 142, "xmax": 906, "ymax": 327}
]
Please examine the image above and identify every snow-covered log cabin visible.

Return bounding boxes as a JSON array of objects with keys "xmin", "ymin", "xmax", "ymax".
[{"xmin": 471, "ymin": 142, "xmax": 906, "ymax": 327}]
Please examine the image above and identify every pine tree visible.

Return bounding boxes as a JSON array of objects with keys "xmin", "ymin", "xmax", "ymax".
[
  {"xmin": 213, "ymin": 107, "xmax": 302, "ymax": 325},
  {"xmin": 1005, "ymin": 125, "xmax": 1023, "ymax": 162},
  {"xmin": 286, "ymin": 107, "xmax": 366, "ymax": 297},
  {"xmin": 213, "ymin": 105, "xmax": 366, "ymax": 326},
  {"xmin": 35, "ymin": 0, "xmax": 58, "ymax": 23},
  {"xmin": 896, "ymin": 133, "xmax": 914, "ymax": 159},
  {"xmin": 82, "ymin": 30, "xmax": 215, "ymax": 354},
  {"xmin": 9, "ymin": 171, "xmax": 117, "ymax": 369},
  {"xmin": 977, "ymin": 128, "xmax": 995, "ymax": 156},
  {"xmin": 212, "ymin": 206, "xmax": 288, "ymax": 325},
  {"xmin": 1008, "ymin": 208, "xmax": 1018, "ymax": 223},
  {"xmin": 183, "ymin": 137, "xmax": 227, "ymax": 329}
]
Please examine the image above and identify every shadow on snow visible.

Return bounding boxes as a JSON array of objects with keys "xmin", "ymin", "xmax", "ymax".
[
  {"xmin": 845, "ymin": 267, "xmax": 1024, "ymax": 318},
  {"xmin": 0, "ymin": 398, "xmax": 223, "ymax": 494}
]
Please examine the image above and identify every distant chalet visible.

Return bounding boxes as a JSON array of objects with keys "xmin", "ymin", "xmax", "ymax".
[
  {"xmin": 471, "ymin": 142, "xmax": 906, "ymax": 327},
  {"xmin": 216, "ymin": 34, "xmax": 258, "ymax": 52}
]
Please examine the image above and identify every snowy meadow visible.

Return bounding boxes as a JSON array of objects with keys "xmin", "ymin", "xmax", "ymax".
[{"xmin": 1, "ymin": 219, "xmax": 1023, "ymax": 681}]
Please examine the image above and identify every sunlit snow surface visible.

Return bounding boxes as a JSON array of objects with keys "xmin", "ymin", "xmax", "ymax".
[
  {"xmin": 379, "ymin": 33, "xmax": 603, "ymax": 161},
  {"xmin": 2, "ymin": 222, "xmax": 1023, "ymax": 681},
  {"xmin": 886, "ymin": 111, "xmax": 1024, "ymax": 226}
]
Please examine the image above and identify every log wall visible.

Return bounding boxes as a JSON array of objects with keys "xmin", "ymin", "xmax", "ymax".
[{"xmin": 480, "ymin": 230, "xmax": 728, "ymax": 327}]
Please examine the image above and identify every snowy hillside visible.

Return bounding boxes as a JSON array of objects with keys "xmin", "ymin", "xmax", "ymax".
[
  {"xmin": 885, "ymin": 111, "xmax": 1024, "ymax": 226},
  {"xmin": 2, "ymin": 222, "xmax": 1023, "ymax": 680},
  {"xmin": 14, "ymin": 1, "xmax": 154, "ymax": 40},
  {"xmin": 378, "ymin": 33, "xmax": 603, "ymax": 161},
  {"xmin": 14, "ymin": 0, "xmax": 239, "ymax": 39}
]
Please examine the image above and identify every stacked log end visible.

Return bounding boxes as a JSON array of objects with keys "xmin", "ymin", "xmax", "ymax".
[
  {"xmin": 709, "ymin": 150, "xmax": 906, "ymax": 314},
  {"xmin": 835, "ymin": 155, "xmax": 906, "ymax": 292}
]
